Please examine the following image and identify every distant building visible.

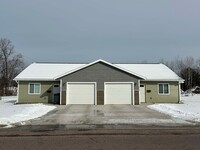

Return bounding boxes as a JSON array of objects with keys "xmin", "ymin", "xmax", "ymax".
[{"xmin": 192, "ymin": 86, "xmax": 200, "ymax": 94}]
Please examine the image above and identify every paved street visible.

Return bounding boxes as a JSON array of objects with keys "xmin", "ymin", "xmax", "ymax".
[{"xmin": 0, "ymin": 128, "xmax": 200, "ymax": 150}]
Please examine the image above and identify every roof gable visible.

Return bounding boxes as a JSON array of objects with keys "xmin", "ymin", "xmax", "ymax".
[{"xmin": 55, "ymin": 59, "xmax": 146, "ymax": 79}]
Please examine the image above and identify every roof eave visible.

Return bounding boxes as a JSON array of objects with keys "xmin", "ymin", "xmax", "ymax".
[
  {"xmin": 14, "ymin": 78, "xmax": 57, "ymax": 81},
  {"xmin": 143, "ymin": 79, "xmax": 185, "ymax": 82}
]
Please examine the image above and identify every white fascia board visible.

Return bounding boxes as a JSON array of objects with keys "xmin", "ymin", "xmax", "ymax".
[
  {"xmin": 55, "ymin": 59, "xmax": 146, "ymax": 80},
  {"xmin": 13, "ymin": 78, "xmax": 18, "ymax": 81},
  {"xmin": 179, "ymin": 80, "xmax": 185, "ymax": 84},
  {"xmin": 14, "ymin": 78, "xmax": 56, "ymax": 81}
]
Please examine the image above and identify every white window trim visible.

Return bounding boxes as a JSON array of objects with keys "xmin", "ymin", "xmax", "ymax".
[
  {"xmin": 158, "ymin": 83, "xmax": 170, "ymax": 95},
  {"xmin": 28, "ymin": 83, "xmax": 41, "ymax": 95}
]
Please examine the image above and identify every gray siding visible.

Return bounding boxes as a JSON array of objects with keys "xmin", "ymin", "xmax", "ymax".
[
  {"xmin": 61, "ymin": 62, "xmax": 141, "ymax": 90},
  {"xmin": 60, "ymin": 62, "xmax": 141, "ymax": 105}
]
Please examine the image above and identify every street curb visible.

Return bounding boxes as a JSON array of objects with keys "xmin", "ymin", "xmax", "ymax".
[{"xmin": 1, "ymin": 126, "xmax": 200, "ymax": 137}]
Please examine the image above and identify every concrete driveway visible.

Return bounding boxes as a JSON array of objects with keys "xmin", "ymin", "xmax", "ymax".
[{"xmin": 23, "ymin": 104, "xmax": 194, "ymax": 128}]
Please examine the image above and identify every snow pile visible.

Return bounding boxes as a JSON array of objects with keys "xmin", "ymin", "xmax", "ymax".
[
  {"xmin": 148, "ymin": 95, "xmax": 200, "ymax": 122},
  {"xmin": 0, "ymin": 96, "xmax": 56, "ymax": 126},
  {"xmin": 0, "ymin": 96, "xmax": 17, "ymax": 101}
]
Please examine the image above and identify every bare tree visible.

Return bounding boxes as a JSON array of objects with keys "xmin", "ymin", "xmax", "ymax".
[
  {"xmin": 196, "ymin": 57, "xmax": 200, "ymax": 71},
  {"xmin": 159, "ymin": 57, "xmax": 182, "ymax": 75},
  {"xmin": 160, "ymin": 56, "xmax": 200, "ymax": 91},
  {"xmin": 184, "ymin": 56, "xmax": 195, "ymax": 88},
  {"xmin": 0, "ymin": 38, "xmax": 24, "ymax": 96}
]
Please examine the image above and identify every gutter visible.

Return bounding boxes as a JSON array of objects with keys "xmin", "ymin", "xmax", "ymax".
[
  {"xmin": 13, "ymin": 79, "xmax": 57, "ymax": 81},
  {"xmin": 143, "ymin": 79, "xmax": 184, "ymax": 82}
]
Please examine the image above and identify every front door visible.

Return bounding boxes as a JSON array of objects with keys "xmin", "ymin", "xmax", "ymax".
[
  {"xmin": 139, "ymin": 84, "xmax": 145, "ymax": 103},
  {"xmin": 53, "ymin": 84, "xmax": 60, "ymax": 104}
]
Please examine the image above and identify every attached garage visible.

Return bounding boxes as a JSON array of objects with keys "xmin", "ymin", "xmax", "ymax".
[
  {"xmin": 66, "ymin": 82, "xmax": 96, "ymax": 104},
  {"xmin": 104, "ymin": 82, "xmax": 134, "ymax": 105}
]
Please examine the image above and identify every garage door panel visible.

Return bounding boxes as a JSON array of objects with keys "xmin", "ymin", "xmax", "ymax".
[
  {"xmin": 67, "ymin": 83, "xmax": 96, "ymax": 104},
  {"xmin": 105, "ymin": 83, "xmax": 134, "ymax": 104}
]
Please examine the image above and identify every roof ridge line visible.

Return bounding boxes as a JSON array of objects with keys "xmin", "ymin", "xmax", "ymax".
[{"xmin": 34, "ymin": 62, "xmax": 86, "ymax": 64}]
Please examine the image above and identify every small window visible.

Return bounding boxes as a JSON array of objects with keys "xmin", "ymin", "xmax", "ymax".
[
  {"xmin": 29, "ymin": 83, "xmax": 41, "ymax": 94},
  {"xmin": 140, "ymin": 84, "xmax": 144, "ymax": 87},
  {"xmin": 158, "ymin": 83, "xmax": 169, "ymax": 95}
]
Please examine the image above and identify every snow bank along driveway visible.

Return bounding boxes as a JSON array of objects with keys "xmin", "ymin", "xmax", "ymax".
[
  {"xmin": 148, "ymin": 95, "xmax": 200, "ymax": 122},
  {"xmin": 0, "ymin": 96, "xmax": 56, "ymax": 126}
]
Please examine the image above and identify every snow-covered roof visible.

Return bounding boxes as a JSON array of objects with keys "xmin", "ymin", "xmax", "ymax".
[
  {"xmin": 116, "ymin": 64, "xmax": 183, "ymax": 81},
  {"xmin": 14, "ymin": 59, "xmax": 183, "ymax": 81},
  {"xmin": 14, "ymin": 63, "xmax": 85, "ymax": 81}
]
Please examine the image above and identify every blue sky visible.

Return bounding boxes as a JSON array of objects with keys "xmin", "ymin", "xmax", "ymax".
[{"xmin": 1, "ymin": 0, "xmax": 200, "ymax": 63}]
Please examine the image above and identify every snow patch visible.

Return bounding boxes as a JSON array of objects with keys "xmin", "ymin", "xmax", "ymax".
[
  {"xmin": 148, "ymin": 95, "xmax": 200, "ymax": 122},
  {"xmin": 106, "ymin": 118, "xmax": 190, "ymax": 125},
  {"xmin": 0, "ymin": 96, "xmax": 56, "ymax": 126}
]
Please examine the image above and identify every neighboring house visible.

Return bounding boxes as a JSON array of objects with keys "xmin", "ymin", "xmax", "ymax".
[
  {"xmin": 14, "ymin": 59, "xmax": 184, "ymax": 105},
  {"xmin": 192, "ymin": 86, "xmax": 200, "ymax": 94}
]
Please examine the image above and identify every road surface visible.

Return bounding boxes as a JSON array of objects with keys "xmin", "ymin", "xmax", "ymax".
[{"xmin": 0, "ymin": 127, "xmax": 200, "ymax": 150}]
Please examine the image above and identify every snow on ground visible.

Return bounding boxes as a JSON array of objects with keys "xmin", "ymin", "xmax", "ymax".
[
  {"xmin": 0, "ymin": 96, "xmax": 56, "ymax": 126},
  {"xmin": 148, "ymin": 94, "xmax": 200, "ymax": 122}
]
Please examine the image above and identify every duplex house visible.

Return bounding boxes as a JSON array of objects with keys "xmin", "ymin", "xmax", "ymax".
[{"xmin": 14, "ymin": 59, "xmax": 184, "ymax": 105}]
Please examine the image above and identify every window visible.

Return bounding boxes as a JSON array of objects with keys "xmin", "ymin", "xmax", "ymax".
[
  {"xmin": 29, "ymin": 83, "xmax": 41, "ymax": 94},
  {"xmin": 158, "ymin": 83, "xmax": 169, "ymax": 94}
]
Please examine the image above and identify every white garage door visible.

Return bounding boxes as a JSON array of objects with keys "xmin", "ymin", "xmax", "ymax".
[
  {"xmin": 67, "ymin": 82, "xmax": 96, "ymax": 104},
  {"xmin": 104, "ymin": 82, "xmax": 134, "ymax": 104}
]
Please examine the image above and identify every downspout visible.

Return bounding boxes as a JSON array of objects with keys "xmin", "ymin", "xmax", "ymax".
[
  {"xmin": 16, "ymin": 80, "xmax": 19, "ymax": 104},
  {"xmin": 179, "ymin": 80, "xmax": 185, "ymax": 103},
  {"xmin": 60, "ymin": 79, "xmax": 62, "ymax": 105},
  {"xmin": 178, "ymin": 81, "xmax": 181, "ymax": 103},
  {"xmin": 138, "ymin": 80, "xmax": 140, "ymax": 104}
]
